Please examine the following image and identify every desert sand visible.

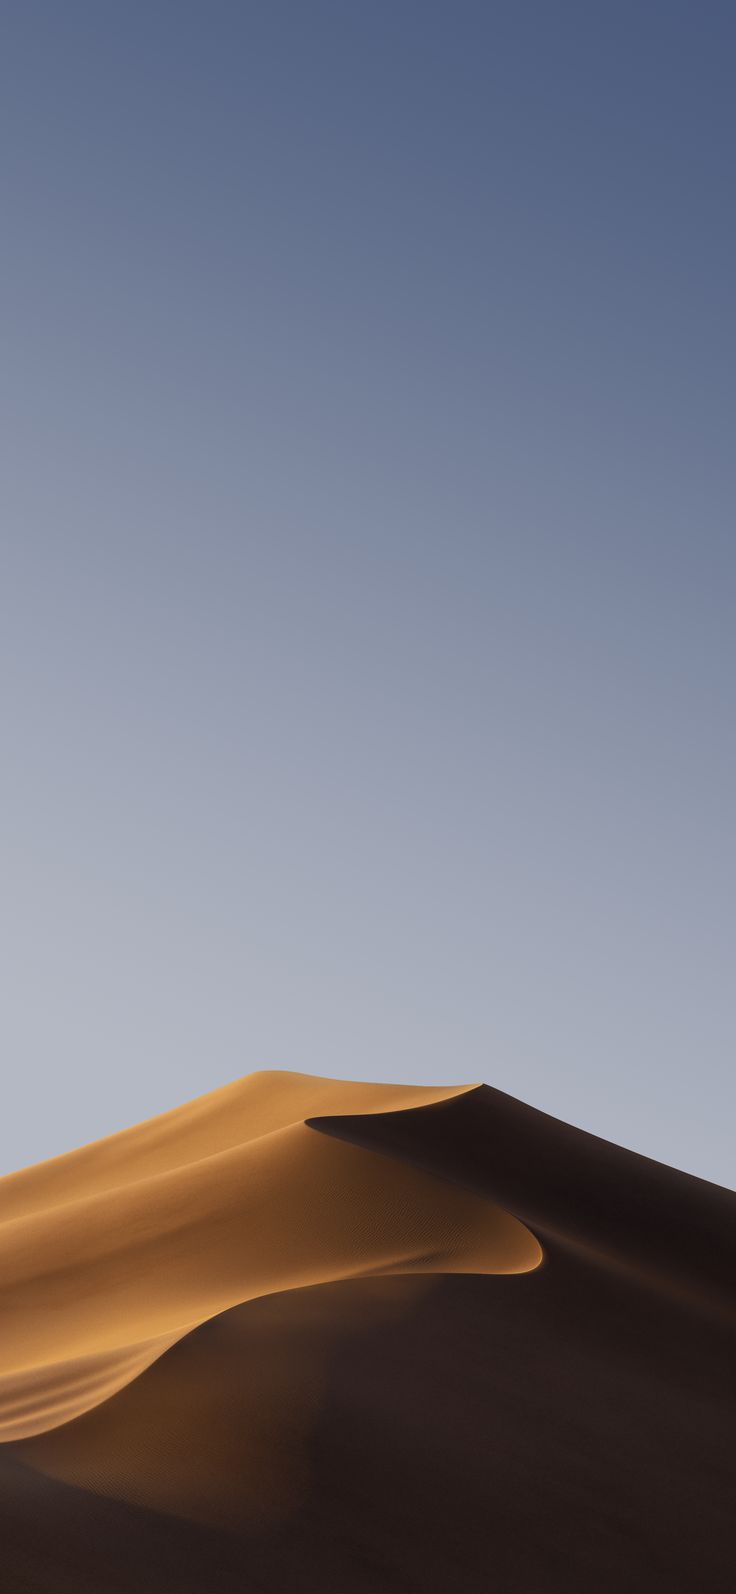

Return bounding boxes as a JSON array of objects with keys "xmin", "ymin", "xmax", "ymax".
[{"xmin": 1, "ymin": 1071, "xmax": 733, "ymax": 1592}]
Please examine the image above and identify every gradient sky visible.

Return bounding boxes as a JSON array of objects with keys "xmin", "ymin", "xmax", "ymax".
[{"xmin": 1, "ymin": 2, "xmax": 734, "ymax": 1186}]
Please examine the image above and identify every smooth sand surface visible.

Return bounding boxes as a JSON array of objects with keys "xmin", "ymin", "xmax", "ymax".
[
  {"xmin": 1, "ymin": 1073, "xmax": 734, "ymax": 1592},
  {"xmin": 0, "ymin": 1073, "xmax": 540, "ymax": 1442}
]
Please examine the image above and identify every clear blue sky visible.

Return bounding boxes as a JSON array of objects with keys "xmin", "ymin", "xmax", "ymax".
[{"xmin": 1, "ymin": 2, "xmax": 734, "ymax": 1185}]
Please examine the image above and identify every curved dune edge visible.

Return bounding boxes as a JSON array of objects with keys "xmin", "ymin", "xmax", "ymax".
[{"xmin": 0, "ymin": 1072, "xmax": 542, "ymax": 1442}]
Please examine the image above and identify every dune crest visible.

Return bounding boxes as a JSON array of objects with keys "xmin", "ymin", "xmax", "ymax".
[
  {"xmin": 1, "ymin": 1074, "xmax": 733, "ymax": 1592},
  {"xmin": 0, "ymin": 1072, "xmax": 541, "ymax": 1442}
]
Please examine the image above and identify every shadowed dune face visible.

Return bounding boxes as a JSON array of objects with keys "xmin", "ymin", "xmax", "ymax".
[
  {"xmin": 2, "ymin": 1073, "xmax": 734, "ymax": 1594},
  {"xmin": 15, "ymin": 1278, "xmax": 441, "ymax": 1531},
  {"xmin": 0, "ymin": 1073, "xmax": 541, "ymax": 1442}
]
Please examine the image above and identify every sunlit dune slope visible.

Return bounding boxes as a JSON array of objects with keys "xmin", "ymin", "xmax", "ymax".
[
  {"xmin": 0, "ymin": 1072, "xmax": 541, "ymax": 1442},
  {"xmin": 1, "ymin": 1074, "xmax": 734, "ymax": 1593}
]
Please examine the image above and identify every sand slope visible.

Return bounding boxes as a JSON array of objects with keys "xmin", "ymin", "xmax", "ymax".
[
  {"xmin": 0, "ymin": 1073, "xmax": 539, "ymax": 1442},
  {"xmin": 1, "ymin": 1073, "xmax": 734, "ymax": 1593}
]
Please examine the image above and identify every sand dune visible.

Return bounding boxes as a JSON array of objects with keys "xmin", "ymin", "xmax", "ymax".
[
  {"xmin": 1, "ymin": 1072, "xmax": 733, "ymax": 1592},
  {"xmin": 0, "ymin": 1073, "xmax": 540, "ymax": 1442}
]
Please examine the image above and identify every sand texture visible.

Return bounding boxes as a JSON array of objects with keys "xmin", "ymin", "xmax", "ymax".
[{"xmin": 1, "ymin": 1071, "xmax": 733, "ymax": 1592}]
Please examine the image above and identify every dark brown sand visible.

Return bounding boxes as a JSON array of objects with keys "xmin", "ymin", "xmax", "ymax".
[{"xmin": 1, "ymin": 1075, "xmax": 733, "ymax": 1592}]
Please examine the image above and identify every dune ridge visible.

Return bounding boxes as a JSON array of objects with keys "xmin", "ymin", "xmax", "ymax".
[
  {"xmin": 1, "ymin": 1070, "xmax": 734, "ymax": 1592},
  {"xmin": 0, "ymin": 1072, "xmax": 541, "ymax": 1442}
]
